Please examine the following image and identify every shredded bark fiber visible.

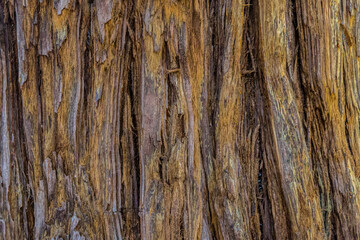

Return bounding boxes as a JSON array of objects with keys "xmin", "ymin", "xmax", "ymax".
[{"xmin": 1, "ymin": 0, "xmax": 360, "ymax": 239}]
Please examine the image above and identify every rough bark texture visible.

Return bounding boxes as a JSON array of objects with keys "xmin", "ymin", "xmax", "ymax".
[{"xmin": 1, "ymin": 0, "xmax": 360, "ymax": 239}]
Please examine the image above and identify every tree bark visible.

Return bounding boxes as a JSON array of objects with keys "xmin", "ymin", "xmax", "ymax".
[{"xmin": 1, "ymin": 0, "xmax": 360, "ymax": 239}]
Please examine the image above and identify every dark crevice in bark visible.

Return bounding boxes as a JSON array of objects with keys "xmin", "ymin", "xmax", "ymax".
[
  {"xmin": 187, "ymin": 2, "xmax": 217, "ymax": 238},
  {"xmin": 253, "ymin": 0, "xmax": 294, "ymax": 238},
  {"xmin": 208, "ymin": 1, "xmax": 226, "ymax": 239},
  {"xmin": 289, "ymin": 0, "xmax": 308, "ymax": 145},
  {"xmin": 2, "ymin": 4, "xmax": 35, "ymax": 238},
  {"xmin": 343, "ymin": 62, "xmax": 354, "ymax": 159},
  {"xmin": 128, "ymin": 47, "xmax": 141, "ymax": 239},
  {"xmin": 210, "ymin": 0, "xmax": 222, "ymax": 137},
  {"xmin": 199, "ymin": 106, "xmax": 217, "ymax": 239},
  {"xmin": 80, "ymin": 4, "xmax": 93, "ymax": 155},
  {"xmin": 117, "ymin": 6, "xmax": 141, "ymax": 233},
  {"xmin": 286, "ymin": 1, "xmax": 326, "ymax": 238},
  {"xmin": 82, "ymin": 23, "xmax": 92, "ymax": 144},
  {"xmin": 199, "ymin": 4, "xmax": 218, "ymax": 237},
  {"xmin": 298, "ymin": 70, "xmax": 309, "ymax": 146},
  {"xmin": 257, "ymin": 133, "xmax": 265, "ymax": 240},
  {"xmin": 208, "ymin": 1, "xmax": 217, "ymax": 167},
  {"xmin": 180, "ymin": 218, "xmax": 185, "ymax": 240},
  {"xmin": 162, "ymin": 40, "xmax": 171, "ymax": 158},
  {"xmin": 243, "ymin": 1, "xmax": 272, "ymax": 239},
  {"xmin": 35, "ymin": 3, "xmax": 45, "ymax": 179},
  {"xmin": 115, "ymin": 4, "xmax": 142, "ymax": 238},
  {"xmin": 118, "ymin": 40, "xmax": 132, "ymax": 239},
  {"xmin": 10, "ymin": 32, "xmax": 30, "ymax": 240},
  {"xmin": 258, "ymin": 160, "xmax": 274, "ymax": 239},
  {"xmin": 73, "ymin": 6, "xmax": 83, "ymax": 175}
]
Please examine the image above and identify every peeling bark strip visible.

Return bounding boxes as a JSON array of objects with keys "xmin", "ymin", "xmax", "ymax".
[{"xmin": 1, "ymin": 0, "xmax": 360, "ymax": 239}]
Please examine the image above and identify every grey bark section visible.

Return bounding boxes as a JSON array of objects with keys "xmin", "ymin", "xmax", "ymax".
[
  {"xmin": 53, "ymin": 0, "xmax": 70, "ymax": 15},
  {"xmin": 15, "ymin": 1, "xmax": 27, "ymax": 86}
]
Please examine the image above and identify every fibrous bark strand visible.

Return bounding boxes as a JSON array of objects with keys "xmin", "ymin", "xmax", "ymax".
[{"xmin": 1, "ymin": 0, "xmax": 360, "ymax": 239}]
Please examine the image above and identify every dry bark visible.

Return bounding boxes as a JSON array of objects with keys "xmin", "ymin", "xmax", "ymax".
[{"xmin": 1, "ymin": 0, "xmax": 360, "ymax": 239}]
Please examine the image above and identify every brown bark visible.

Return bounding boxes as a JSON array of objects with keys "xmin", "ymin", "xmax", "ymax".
[{"xmin": 1, "ymin": 0, "xmax": 360, "ymax": 239}]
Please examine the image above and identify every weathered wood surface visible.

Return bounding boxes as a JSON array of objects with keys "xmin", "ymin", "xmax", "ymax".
[{"xmin": 1, "ymin": 0, "xmax": 360, "ymax": 239}]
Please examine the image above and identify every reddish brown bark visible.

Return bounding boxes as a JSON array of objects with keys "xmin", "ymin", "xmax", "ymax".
[{"xmin": 1, "ymin": 0, "xmax": 360, "ymax": 239}]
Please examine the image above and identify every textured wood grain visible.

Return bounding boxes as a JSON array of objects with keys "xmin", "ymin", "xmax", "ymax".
[{"xmin": 1, "ymin": 0, "xmax": 360, "ymax": 239}]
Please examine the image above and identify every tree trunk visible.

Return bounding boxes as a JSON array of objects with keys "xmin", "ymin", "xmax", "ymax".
[{"xmin": 1, "ymin": 0, "xmax": 360, "ymax": 239}]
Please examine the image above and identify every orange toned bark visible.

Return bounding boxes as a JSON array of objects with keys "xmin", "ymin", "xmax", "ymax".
[{"xmin": 1, "ymin": 0, "xmax": 360, "ymax": 239}]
